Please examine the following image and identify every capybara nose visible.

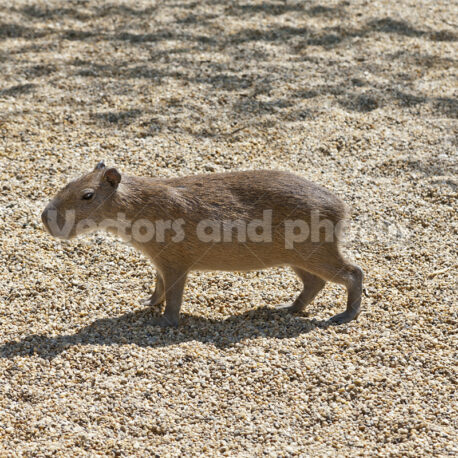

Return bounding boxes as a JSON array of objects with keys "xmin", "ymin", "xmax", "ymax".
[{"xmin": 41, "ymin": 203, "xmax": 55, "ymax": 233}]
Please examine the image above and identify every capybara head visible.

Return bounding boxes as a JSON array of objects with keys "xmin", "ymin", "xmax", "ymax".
[{"xmin": 41, "ymin": 161, "xmax": 121, "ymax": 239}]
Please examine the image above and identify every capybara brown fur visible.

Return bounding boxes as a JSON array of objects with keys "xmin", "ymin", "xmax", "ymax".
[{"xmin": 42, "ymin": 162, "xmax": 363, "ymax": 327}]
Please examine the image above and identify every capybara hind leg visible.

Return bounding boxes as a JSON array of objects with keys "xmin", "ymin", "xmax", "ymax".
[
  {"xmin": 283, "ymin": 267, "xmax": 326, "ymax": 313},
  {"xmin": 307, "ymin": 253, "xmax": 364, "ymax": 324},
  {"xmin": 328, "ymin": 264, "xmax": 363, "ymax": 324}
]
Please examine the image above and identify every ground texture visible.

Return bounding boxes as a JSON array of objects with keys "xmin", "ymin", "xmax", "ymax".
[{"xmin": 0, "ymin": 0, "xmax": 457, "ymax": 455}]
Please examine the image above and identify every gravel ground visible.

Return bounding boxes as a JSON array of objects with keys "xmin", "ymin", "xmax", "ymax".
[{"xmin": 0, "ymin": 0, "xmax": 457, "ymax": 455}]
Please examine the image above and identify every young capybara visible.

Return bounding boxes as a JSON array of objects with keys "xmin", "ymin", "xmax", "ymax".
[{"xmin": 41, "ymin": 162, "xmax": 363, "ymax": 327}]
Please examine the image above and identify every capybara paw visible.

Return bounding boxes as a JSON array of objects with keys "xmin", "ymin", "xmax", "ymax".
[
  {"xmin": 276, "ymin": 303, "xmax": 303, "ymax": 314},
  {"xmin": 140, "ymin": 295, "xmax": 164, "ymax": 307},
  {"xmin": 154, "ymin": 315, "xmax": 179, "ymax": 328},
  {"xmin": 140, "ymin": 296, "xmax": 153, "ymax": 306},
  {"xmin": 328, "ymin": 311, "xmax": 359, "ymax": 325}
]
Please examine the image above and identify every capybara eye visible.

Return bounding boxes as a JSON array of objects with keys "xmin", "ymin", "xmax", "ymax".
[{"xmin": 82, "ymin": 191, "xmax": 94, "ymax": 200}]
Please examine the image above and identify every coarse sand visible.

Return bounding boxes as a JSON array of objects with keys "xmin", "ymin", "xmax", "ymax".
[{"xmin": 0, "ymin": 0, "xmax": 456, "ymax": 455}]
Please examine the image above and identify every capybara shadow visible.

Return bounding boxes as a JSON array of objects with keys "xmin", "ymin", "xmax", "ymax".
[{"xmin": 0, "ymin": 306, "xmax": 338, "ymax": 360}]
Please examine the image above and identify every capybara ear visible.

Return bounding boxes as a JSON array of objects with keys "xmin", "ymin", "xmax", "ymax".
[
  {"xmin": 103, "ymin": 167, "xmax": 121, "ymax": 187},
  {"xmin": 94, "ymin": 161, "xmax": 106, "ymax": 170}
]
